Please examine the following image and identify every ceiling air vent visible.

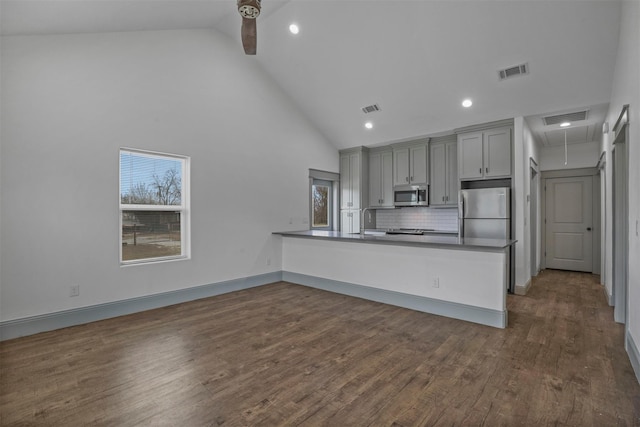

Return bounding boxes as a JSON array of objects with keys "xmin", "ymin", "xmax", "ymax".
[
  {"xmin": 542, "ymin": 110, "xmax": 589, "ymax": 126},
  {"xmin": 361, "ymin": 104, "xmax": 381, "ymax": 114},
  {"xmin": 498, "ymin": 63, "xmax": 529, "ymax": 81}
]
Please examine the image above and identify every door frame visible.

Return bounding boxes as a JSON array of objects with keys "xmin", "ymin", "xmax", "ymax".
[
  {"xmin": 530, "ymin": 158, "xmax": 540, "ymax": 277},
  {"xmin": 597, "ymin": 151, "xmax": 608, "ymax": 292},
  {"xmin": 612, "ymin": 105, "xmax": 629, "ymax": 325},
  {"xmin": 540, "ymin": 167, "xmax": 600, "ymax": 272}
]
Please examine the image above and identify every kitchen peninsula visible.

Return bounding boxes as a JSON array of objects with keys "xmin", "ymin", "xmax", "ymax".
[{"xmin": 274, "ymin": 230, "xmax": 516, "ymax": 328}]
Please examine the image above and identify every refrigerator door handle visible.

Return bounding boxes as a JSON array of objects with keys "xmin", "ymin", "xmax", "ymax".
[{"xmin": 458, "ymin": 196, "xmax": 465, "ymax": 237}]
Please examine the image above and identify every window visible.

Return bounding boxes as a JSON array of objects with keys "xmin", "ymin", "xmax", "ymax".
[
  {"xmin": 309, "ymin": 169, "xmax": 339, "ymax": 231},
  {"xmin": 120, "ymin": 149, "xmax": 190, "ymax": 264},
  {"xmin": 311, "ymin": 179, "xmax": 332, "ymax": 229}
]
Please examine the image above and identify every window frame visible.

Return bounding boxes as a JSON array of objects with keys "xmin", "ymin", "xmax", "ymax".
[
  {"xmin": 309, "ymin": 169, "xmax": 339, "ymax": 231},
  {"xmin": 311, "ymin": 179, "xmax": 333, "ymax": 230},
  {"xmin": 119, "ymin": 148, "xmax": 190, "ymax": 266}
]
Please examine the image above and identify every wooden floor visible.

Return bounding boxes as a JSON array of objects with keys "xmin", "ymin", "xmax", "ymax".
[{"xmin": 1, "ymin": 270, "xmax": 639, "ymax": 426}]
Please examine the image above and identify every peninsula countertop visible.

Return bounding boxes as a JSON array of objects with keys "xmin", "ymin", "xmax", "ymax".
[{"xmin": 274, "ymin": 230, "xmax": 516, "ymax": 251}]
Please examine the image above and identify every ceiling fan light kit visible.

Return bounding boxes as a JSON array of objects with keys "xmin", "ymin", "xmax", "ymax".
[{"xmin": 238, "ymin": 0, "xmax": 261, "ymax": 55}]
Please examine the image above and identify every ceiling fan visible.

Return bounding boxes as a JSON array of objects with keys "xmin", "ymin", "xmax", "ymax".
[{"xmin": 237, "ymin": 0, "xmax": 261, "ymax": 55}]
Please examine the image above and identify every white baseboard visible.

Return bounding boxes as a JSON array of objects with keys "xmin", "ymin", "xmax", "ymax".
[
  {"xmin": 603, "ymin": 285, "xmax": 614, "ymax": 306},
  {"xmin": 514, "ymin": 279, "xmax": 531, "ymax": 296},
  {"xmin": 627, "ymin": 332, "xmax": 640, "ymax": 385}
]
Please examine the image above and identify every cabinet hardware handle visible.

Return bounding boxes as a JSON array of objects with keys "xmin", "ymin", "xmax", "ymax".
[
  {"xmin": 587, "ymin": 227, "xmax": 592, "ymax": 231},
  {"xmin": 446, "ymin": 196, "xmax": 449, "ymax": 201},
  {"xmin": 405, "ymin": 177, "xmax": 409, "ymax": 182},
  {"xmin": 442, "ymin": 196, "xmax": 445, "ymax": 201},
  {"xmin": 486, "ymin": 167, "xmax": 489, "ymax": 173},
  {"xmin": 479, "ymin": 168, "xmax": 482, "ymax": 174}
]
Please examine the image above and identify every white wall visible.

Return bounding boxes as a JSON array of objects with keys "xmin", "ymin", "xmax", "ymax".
[
  {"xmin": 602, "ymin": 1, "xmax": 640, "ymax": 351},
  {"xmin": 0, "ymin": 29, "xmax": 338, "ymax": 321},
  {"xmin": 538, "ymin": 140, "xmax": 601, "ymax": 172}
]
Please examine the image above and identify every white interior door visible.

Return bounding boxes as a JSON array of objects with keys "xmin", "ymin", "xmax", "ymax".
[{"xmin": 545, "ymin": 176, "xmax": 593, "ymax": 272}]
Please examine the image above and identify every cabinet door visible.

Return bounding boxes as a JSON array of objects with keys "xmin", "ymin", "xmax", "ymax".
[
  {"xmin": 340, "ymin": 210, "xmax": 359, "ymax": 233},
  {"xmin": 445, "ymin": 141, "xmax": 458, "ymax": 205},
  {"xmin": 340, "ymin": 152, "xmax": 361, "ymax": 209},
  {"xmin": 349, "ymin": 153, "xmax": 361, "ymax": 209},
  {"xmin": 484, "ymin": 128, "xmax": 511, "ymax": 178},
  {"xmin": 340, "ymin": 154, "xmax": 352, "ymax": 209},
  {"xmin": 380, "ymin": 151, "xmax": 394, "ymax": 207},
  {"xmin": 429, "ymin": 143, "xmax": 446, "ymax": 206},
  {"xmin": 458, "ymin": 132, "xmax": 484, "ymax": 180},
  {"xmin": 409, "ymin": 145, "xmax": 428, "ymax": 185},
  {"xmin": 393, "ymin": 148, "xmax": 410, "ymax": 186},
  {"xmin": 369, "ymin": 153, "xmax": 382, "ymax": 207}
]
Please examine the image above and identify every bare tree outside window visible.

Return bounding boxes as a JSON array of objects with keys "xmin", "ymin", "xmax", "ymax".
[
  {"xmin": 312, "ymin": 182, "xmax": 330, "ymax": 228},
  {"xmin": 120, "ymin": 150, "xmax": 188, "ymax": 263}
]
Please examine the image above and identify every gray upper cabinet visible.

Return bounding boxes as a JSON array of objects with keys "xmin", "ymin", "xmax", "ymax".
[
  {"xmin": 430, "ymin": 139, "xmax": 458, "ymax": 206},
  {"xmin": 458, "ymin": 127, "xmax": 511, "ymax": 180},
  {"xmin": 339, "ymin": 146, "xmax": 369, "ymax": 210},
  {"xmin": 369, "ymin": 149, "xmax": 394, "ymax": 208},
  {"xmin": 393, "ymin": 141, "xmax": 428, "ymax": 186}
]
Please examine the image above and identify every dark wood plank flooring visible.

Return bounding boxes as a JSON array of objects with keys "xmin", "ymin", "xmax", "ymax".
[{"xmin": 1, "ymin": 270, "xmax": 639, "ymax": 426}]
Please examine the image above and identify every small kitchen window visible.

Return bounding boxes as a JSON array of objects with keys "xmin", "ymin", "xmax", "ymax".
[
  {"xmin": 312, "ymin": 179, "xmax": 332, "ymax": 229},
  {"xmin": 309, "ymin": 169, "xmax": 339, "ymax": 231},
  {"xmin": 119, "ymin": 148, "xmax": 190, "ymax": 265}
]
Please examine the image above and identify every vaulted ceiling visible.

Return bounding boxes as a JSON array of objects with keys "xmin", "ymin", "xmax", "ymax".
[{"xmin": 1, "ymin": 0, "xmax": 622, "ymax": 150}]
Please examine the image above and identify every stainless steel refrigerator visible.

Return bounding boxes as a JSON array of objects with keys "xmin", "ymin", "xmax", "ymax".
[
  {"xmin": 459, "ymin": 187, "xmax": 514, "ymax": 292},
  {"xmin": 459, "ymin": 187, "xmax": 510, "ymax": 239}
]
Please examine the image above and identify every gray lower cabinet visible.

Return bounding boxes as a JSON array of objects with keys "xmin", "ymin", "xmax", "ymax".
[
  {"xmin": 430, "ymin": 139, "xmax": 458, "ymax": 206},
  {"xmin": 369, "ymin": 149, "xmax": 394, "ymax": 208},
  {"xmin": 340, "ymin": 209, "xmax": 360, "ymax": 234}
]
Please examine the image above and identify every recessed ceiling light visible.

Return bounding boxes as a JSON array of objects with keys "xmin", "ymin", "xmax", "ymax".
[
  {"xmin": 289, "ymin": 24, "xmax": 299, "ymax": 34},
  {"xmin": 560, "ymin": 122, "xmax": 571, "ymax": 127},
  {"xmin": 462, "ymin": 99, "xmax": 473, "ymax": 108},
  {"xmin": 364, "ymin": 121, "xmax": 373, "ymax": 130}
]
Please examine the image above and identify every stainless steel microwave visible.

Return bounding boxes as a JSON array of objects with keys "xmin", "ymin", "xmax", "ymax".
[{"xmin": 394, "ymin": 185, "xmax": 429, "ymax": 207}]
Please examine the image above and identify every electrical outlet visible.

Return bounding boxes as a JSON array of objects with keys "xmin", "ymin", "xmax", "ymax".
[
  {"xmin": 69, "ymin": 285, "xmax": 80, "ymax": 297},
  {"xmin": 432, "ymin": 277, "xmax": 440, "ymax": 288}
]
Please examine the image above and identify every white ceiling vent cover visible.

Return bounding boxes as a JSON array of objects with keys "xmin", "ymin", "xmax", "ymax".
[
  {"xmin": 362, "ymin": 104, "xmax": 381, "ymax": 114},
  {"xmin": 498, "ymin": 63, "xmax": 529, "ymax": 80},
  {"xmin": 543, "ymin": 110, "xmax": 589, "ymax": 126}
]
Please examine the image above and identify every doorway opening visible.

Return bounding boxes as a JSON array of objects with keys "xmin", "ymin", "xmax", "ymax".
[{"xmin": 541, "ymin": 168, "xmax": 599, "ymax": 274}]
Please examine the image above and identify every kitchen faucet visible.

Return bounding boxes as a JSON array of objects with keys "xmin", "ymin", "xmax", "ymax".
[{"xmin": 360, "ymin": 207, "xmax": 372, "ymax": 236}]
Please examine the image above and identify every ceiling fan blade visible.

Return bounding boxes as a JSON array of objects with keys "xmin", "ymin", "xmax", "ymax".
[{"xmin": 241, "ymin": 17, "xmax": 257, "ymax": 55}]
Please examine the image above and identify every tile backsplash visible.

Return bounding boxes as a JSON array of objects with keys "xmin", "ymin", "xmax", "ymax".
[{"xmin": 376, "ymin": 207, "xmax": 458, "ymax": 231}]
